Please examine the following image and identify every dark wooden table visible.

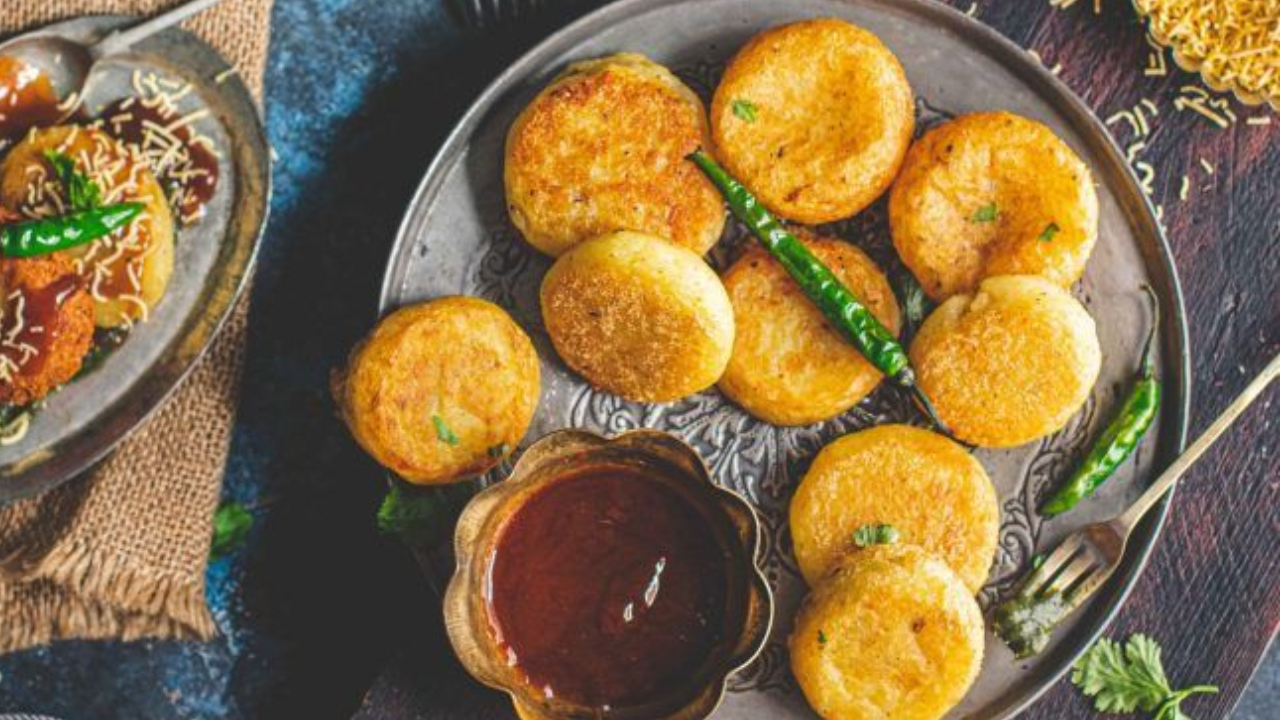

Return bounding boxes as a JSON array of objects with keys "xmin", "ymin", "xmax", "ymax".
[{"xmin": 351, "ymin": 1, "xmax": 1279, "ymax": 719}]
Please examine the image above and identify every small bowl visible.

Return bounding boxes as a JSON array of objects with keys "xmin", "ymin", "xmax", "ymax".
[{"xmin": 443, "ymin": 429, "xmax": 774, "ymax": 720}]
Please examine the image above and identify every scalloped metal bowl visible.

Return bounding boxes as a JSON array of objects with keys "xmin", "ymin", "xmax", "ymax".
[{"xmin": 443, "ymin": 429, "xmax": 774, "ymax": 720}]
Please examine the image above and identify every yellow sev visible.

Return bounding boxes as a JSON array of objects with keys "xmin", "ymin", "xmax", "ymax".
[{"xmin": 1135, "ymin": 0, "xmax": 1279, "ymax": 106}]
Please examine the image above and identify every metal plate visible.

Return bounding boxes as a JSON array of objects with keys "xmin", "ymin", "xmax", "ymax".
[
  {"xmin": 379, "ymin": 0, "xmax": 1190, "ymax": 718},
  {"xmin": 0, "ymin": 16, "xmax": 270, "ymax": 502}
]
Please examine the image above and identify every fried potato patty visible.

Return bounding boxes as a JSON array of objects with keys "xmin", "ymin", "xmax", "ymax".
[
  {"xmin": 790, "ymin": 424, "xmax": 998, "ymax": 592},
  {"xmin": 910, "ymin": 275, "xmax": 1101, "ymax": 448},
  {"xmin": 711, "ymin": 19, "xmax": 914, "ymax": 224},
  {"xmin": 540, "ymin": 231, "xmax": 734, "ymax": 403},
  {"xmin": 889, "ymin": 112, "xmax": 1098, "ymax": 300},
  {"xmin": 0, "ymin": 125, "xmax": 175, "ymax": 328},
  {"xmin": 718, "ymin": 232, "xmax": 900, "ymax": 425},
  {"xmin": 333, "ymin": 297, "xmax": 541, "ymax": 485},
  {"xmin": 789, "ymin": 544, "xmax": 984, "ymax": 720},
  {"xmin": 505, "ymin": 53, "xmax": 725, "ymax": 257},
  {"xmin": 0, "ymin": 256, "xmax": 95, "ymax": 405},
  {"xmin": 1, "ymin": 126, "xmax": 174, "ymax": 327}
]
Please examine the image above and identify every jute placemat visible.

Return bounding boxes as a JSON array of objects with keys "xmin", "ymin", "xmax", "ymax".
[{"xmin": 0, "ymin": 0, "xmax": 272, "ymax": 653}]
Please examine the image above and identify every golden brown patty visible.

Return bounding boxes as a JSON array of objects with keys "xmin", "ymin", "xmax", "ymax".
[
  {"xmin": 889, "ymin": 111, "xmax": 1098, "ymax": 300},
  {"xmin": 909, "ymin": 275, "xmax": 1101, "ymax": 448},
  {"xmin": 790, "ymin": 424, "xmax": 998, "ymax": 592},
  {"xmin": 0, "ymin": 125, "xmax": 175, "ymax": 328},
  {"xmin": 789, "ymin": 544, "xmax": 984, "ymax": 720},
  {"xmin": 332, "ymin": 297, "xmax": 541, "ymax": 485},
  {"xmin": 505, "ymin": 53, "xmax": 725, "ymax": 257},
  {"xmin": 540, "ymin": 231, "xmax": 734, "ymax": 403},
  {"xmin": 711, "ymin": 18, "xmax": 914, "ymax": 224},
  {"xmin": 0, "ymin": 255, "xmax": 95, "ymax": 406},
  {"xmin": 718, "ymin": 232, "xmax": 900, "ymax": 425}
]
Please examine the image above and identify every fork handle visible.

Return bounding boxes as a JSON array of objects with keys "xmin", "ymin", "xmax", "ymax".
[
  {"xmin": 1117, "ymin": 352, "xmax": 1280, "ymax": 530},
  {"xmin": 91, "ymin": 0, "xmax": 230, "ymax": 59}
]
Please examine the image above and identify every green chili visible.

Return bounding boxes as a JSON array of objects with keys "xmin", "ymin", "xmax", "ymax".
[
  {"xmin": 688, "ymin": 150, "xmax": 948, "ymax": 432},
  {"xmin": 0, "ymin": 202, "xmax": 145, "ymax": 259},
  {"xmin": 1041, "ymin": 286, "xmax": 1162, "ymax": 516}
]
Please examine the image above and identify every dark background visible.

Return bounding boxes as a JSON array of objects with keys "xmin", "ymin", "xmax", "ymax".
[{"xmin": 0, "ymin": 0, "xmax": 1275, "ymax": 718}]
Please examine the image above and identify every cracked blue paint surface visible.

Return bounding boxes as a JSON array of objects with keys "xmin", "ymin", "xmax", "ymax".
[{"xmin": 0, "ymin": 1, "xmax": 475, "ymax": 717}]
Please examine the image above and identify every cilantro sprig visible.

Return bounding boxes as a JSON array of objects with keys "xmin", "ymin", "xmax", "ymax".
[
  {"xmin": 210, "ymin": 501, "xmax": 253, "ymax": 561},
  {"xmin": 1072, "ymin": 635, "xmax": 1218, "ymax": 720},
  {"xmin": 377, "ymin": 481, "xmax": 477, "ymax": 547},
  {"xmin": 43, "ymin": 150, "xmax": 102, "ymax": 212}
]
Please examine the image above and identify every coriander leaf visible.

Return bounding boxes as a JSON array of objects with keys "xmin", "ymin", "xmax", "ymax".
[
  {"xmin": 210, "ymin": 501, "xmax": 253, "ymax": 560},
  {"xmin": 817, "ymin": 629, "xmax": 827, "ymax": 645},
  {"xmin": 377, "ymin": 481, "xmax": 477, "ymax": 547},
  {"xmin": 1038, "ymin": 222, "xmax": 1060, "ymax": 242},
  {"xmin": 972, "ymin": 202, "xmax": 999, "ymax": 223},
  {"xmin": 1071, "ymin": 634, "xmax": 1217, "ymax": 719},
  {"xmin": 432, "ymin": 414, "xmax": 459, "ymax": 445},
  {"xmin": 732, "ymin": 99, "xmax": 759, "ymax": 123},
  {"xmin": 43, "ymin": 150, "xmax": 102, "ymax": 212},
  {"xmin": 1031, "ymin": 553, "xmax": 1045, "ymax": 569},
  {"xmin": 852, "ymin": 523, "xmax": 899, "ymax": 547}
]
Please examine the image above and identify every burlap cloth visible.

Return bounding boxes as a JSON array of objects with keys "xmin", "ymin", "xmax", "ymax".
[{"xmin": 0, "ymin": 0, "xmax": 273, "ymax": 653}]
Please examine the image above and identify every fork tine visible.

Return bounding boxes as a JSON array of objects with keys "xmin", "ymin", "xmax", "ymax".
[
  {"xmin": 1042, "ymin": 553, "xmax": 1098, "ymax": 597},
  {"xmin": 1066, "ymin": 565, "xmax": 1114, "ymax": 603},
  {"xmin": 1030, "ymin": 534, "xmax": 1082, "ymax": 586}
]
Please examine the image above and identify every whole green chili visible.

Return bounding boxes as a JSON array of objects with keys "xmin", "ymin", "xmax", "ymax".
[
  {"xmin": 1041, "ymin": 286, "xmax": 1162, "ymax": 516},
  {"xmin": 688, "ymin": 150, "xmax": 948, "ymax": 432},
  {"xmin": 0, "ymin": 202, "xmax": 145, "ymax": 259}
]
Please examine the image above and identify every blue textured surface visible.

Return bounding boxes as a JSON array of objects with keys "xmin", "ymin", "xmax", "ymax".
[
  {"xmin": 0, "ymin": 0, "xmax": 497, "ymax": 716},
  {"xmin": 0, "ymin": 0, "xmax": 1275, "ymax": 718}
]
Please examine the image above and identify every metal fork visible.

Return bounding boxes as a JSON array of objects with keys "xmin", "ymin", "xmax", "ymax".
[
  {"xmin": 448, "ymin": 0, "xmax": 547, "ymax": 29},
  {"xmin": 1023, "ymin": 352, "xmax": 1279, "ymax": 611}
]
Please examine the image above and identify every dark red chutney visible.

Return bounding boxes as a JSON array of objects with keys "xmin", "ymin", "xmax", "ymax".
[
  {"xmin": 486, "ymin": 464, "xmax": 734, "ymax": 710},
  {"xmin": 0, "ymin": 56, "xmax": 61, "ymax": 142}
]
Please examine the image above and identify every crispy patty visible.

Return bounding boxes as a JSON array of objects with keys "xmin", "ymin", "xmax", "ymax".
[
  {"xmin": 909, "ymin": 274, "xmax": 1101, "ymax": 448},
  {"xmin": 790, "ymin": 424, "xmax": 999, "ymax": 592},
  {"xmin": 889, "ymin": 112, "xmax": 1099, "ymax": 300},
  {"xmin": 718, "ymin": 231, "xmax": 900, "ymax": 425},
  {"xmin": 711, "ymin": 18, "xmax": 914, "ymax": 224},
  {"xmin": 789, "ymin": 544, "xmax": 984, "ymax": 720},
  {"xmin": 0, "ymin": 255, "xmax": 95, "ymax": 405},
  {"xmin": 540, "ymin": 231, "xmax": 734, "ymax": 403},
  {"xmin": 505, "ymin": 53, "xmax": 725, "ymax": 257},
  {"xmin": 332, "ymin": 297, "xmax": 541, "ymax": 485},
  {"xmin": 0, "ymin": 125, "xmax": 175, "ymax": 328}
]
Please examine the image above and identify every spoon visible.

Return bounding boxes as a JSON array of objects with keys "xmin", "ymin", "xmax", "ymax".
[{"xmin": 0, "ymin": 0, "xmax": 230, "ymax": 122}]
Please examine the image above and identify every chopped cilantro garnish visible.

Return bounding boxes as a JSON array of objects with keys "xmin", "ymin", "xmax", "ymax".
[
  {"xmin": 853, "ymin": 523, "xmax": 900, "ymax": 548},
  {"xmin": 972, "ymin": 202, "xmax": 1000, "ymax": 223},
  {"xmin": 432, "ymin": 414, "xmax": 459, "ymax": 445},
  {"xmin": 732, "ymin": 99, "xmax": 759, "ymax": 122}
]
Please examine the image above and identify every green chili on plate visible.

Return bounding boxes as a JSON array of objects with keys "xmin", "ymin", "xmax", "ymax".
[
  {"xmin": 1041, "ymin": 286, "xmax": 1162, "ymax": 516},
  {"xmin": 688, "ymin": 149, "xmax": 948, "ymax": 433}
]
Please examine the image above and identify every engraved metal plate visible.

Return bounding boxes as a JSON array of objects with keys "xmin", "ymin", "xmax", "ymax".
[{"xmin": 380, "ymin": 1, "xmax": 1189, "ymax": 717}]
